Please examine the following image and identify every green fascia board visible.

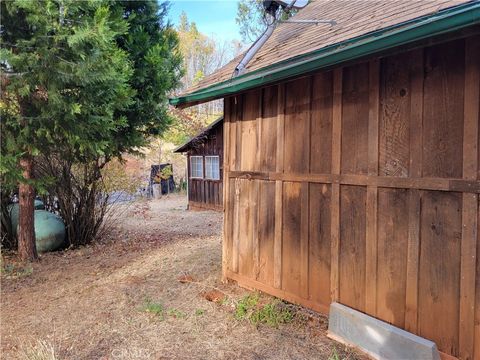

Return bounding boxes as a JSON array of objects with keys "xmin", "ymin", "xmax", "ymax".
[{"xmin": 170, "ymin": 1, "xmax": 480, "ymax": 107}]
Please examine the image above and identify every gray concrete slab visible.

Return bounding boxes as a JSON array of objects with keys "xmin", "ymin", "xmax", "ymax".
[{"xmin": 327, "ymin": 302, "xmax": 441, "ymax": 360}]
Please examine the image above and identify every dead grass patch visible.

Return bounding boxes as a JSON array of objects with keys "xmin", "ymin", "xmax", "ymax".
[{"xmin": 2, "ymin": 195, "xmax": 367, "ymax": 360}]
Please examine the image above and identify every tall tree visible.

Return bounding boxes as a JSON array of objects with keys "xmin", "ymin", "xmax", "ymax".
[
  {"xmin": 236, "ymin": 0, "xmax": 267, "ymax": 43},
  {"xmin": 174, "ymin": 12, "xmax": 241, "ymax": 124},
  {"xmin": 1, "ymin": 1, "xmax": 133, "ymax": 260},
  {"xmin": 114, "ymin": 1, "xmax": 183, "ymax": 145},
  {"xmin": 1, "ymin": 0, "xmax": 183, "ymax": 256}
]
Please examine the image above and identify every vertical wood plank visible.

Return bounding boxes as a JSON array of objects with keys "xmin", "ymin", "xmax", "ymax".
[
  {"xmin": 274, "ymin": 180, "xmax": 283, "ymax": 289},
  {"xmin": 260, "ymin": 85, "xmax": 278, "ymax": 172},
  {"xmin": 252, "ymin": 180, "xmax": 260, "ymax": 280},
  {"xmin": 309, "ymin": 183, "xmax": 332, "ymax": 307},
  {"xmin": 339, "ymin": 186, "xmax": 367, "ymax": 312},
  {"xmin": 409, "ymin": 49, "xmax": 424, "ymax": 179},
  {"xmin": 256, "ymin": 89, "xmax": 263, "ymax": 171},
  {"xmin": 282, "ymin": 182, "xmax": 303, "ymax": 294},
  {"xmin": 310, "ymin": 71, "xmax": 333, "ymax": 174},
  {"xmin": 257, "ymin": 181, "xmax": 275, "ymax": 286},
  {"xmin": 222, "ymin": 98, "xmax": 231, "ymax": 281},
  {"xmin": 365, "ymin": 189, "xmax": 378, "ymax": 314},
  {"xmin": 235, "ymin": 95, "xmax": 243, "ymax": 171},
  {"xmin": 463, "ymin": 36, "xmax": 480, "ymax": 182},
  {"xmin": 341, "ymin": 62, "xmax": 370, "ymax": 175},
  {"xmin": 274, "ymin": 83, "xmax": 285, "ymax": 289},
  {"xmin": 366, "ymin": 60, "xmax": 380, "ymax": 316},
  {"xmin": 241, "ymin": 90, "xmax": 260, "ymax": 171},
  {"xmin": 276, "ymin": 84, "xmax": 285, "ymax": 174},
  {"xmin": 475, "ymin": 200, "xmax": 480, "ymax": 360},
  {"xmin": 459, "ymin": 36, "xmax": 480, "ymax": 360},
  {"xmin": 423, "ymin": 41, "xmax": 465, "ymax": 179},
  {"xmin": 301, "ymin": 182, "xmax": 309, "ymax": 299},
  {"xmin": 379, "ymin": 52, "xmax": 411, "ymax": 177},
  {"xmin": 405, "ymin": 48, "xmax": 423, "ymax": 333},
  {"xmin": 284, "ymin": 77, "xmax": 311, "ymax": 174},
  {"xmin": 418, "ymin": 191, "xmax": 462, "ymax": 356},
  {"xmin": 330, "ymin": 68, "xmax": 342, "ymax": 302},
  {"xmin": 368, "ymin": 59, "xmax": 380, "ymax": 176},
  {"xmin": 377, "ymin": 188, "xmax": 409, "ymax": 328},
  {"xmin": 460, "ymin": 193, "xmax": 478, "ymax": 360},
  {"xmin": 232, "ymin": 178, "xmax": 240, "ymax": 273}
]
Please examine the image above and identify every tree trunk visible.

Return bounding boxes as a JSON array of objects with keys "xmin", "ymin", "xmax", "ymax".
[{"xmin": 18, "ymin": 155, "xmax": 38, "ymax": 261}]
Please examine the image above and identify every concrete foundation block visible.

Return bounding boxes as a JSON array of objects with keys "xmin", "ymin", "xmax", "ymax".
[{"xmin": 328, "ymin": 302, "xmax": 440, "ymax": 360}]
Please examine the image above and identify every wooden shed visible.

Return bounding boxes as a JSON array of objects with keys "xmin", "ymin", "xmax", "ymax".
[
  {"xmin": 174, "ymin": 117, "xmax": 223, "ymax": 211},
  {"xmin": 171, "ymin": 1, "xmax": 480, "ymax": 359}
]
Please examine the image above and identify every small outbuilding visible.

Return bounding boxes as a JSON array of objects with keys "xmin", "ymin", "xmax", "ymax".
[
  {"xmin": 171, "ymin": 1, "xmax": 480, "ymax": 359},
  {"xmin": 174, "ymin": 117, "xmax": 223, "ymax": 211}
]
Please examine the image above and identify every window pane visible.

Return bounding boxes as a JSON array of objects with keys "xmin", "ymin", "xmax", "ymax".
[
  {"xmin": 205, "ymin": 156, "xmax": 220, "ymax": 180},
  {"xmin": 190, "ymin": 156, "xmax": 203, "ymax": 178}
]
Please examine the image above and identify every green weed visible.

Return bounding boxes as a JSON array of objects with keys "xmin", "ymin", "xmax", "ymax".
[
  {"xmin": 328, "ymin": 347, "xmax": 340, "ymax": 360},
  {"xmin": 168, "ymin": 308, "xmax": 186, "ymax": 319},
  {"xmin": 195, "ymin": 309, "xmax": 205, "ymax": 316},
  {"xmin": 141, "ymin": 298, "xmax": 164, "ymax": 319},
  {"xmin": 235, "ymin": 293, "xmax": 294, "ymax": 328}
]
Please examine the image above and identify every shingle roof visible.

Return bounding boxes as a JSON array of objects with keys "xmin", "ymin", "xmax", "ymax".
[{"xmin": 175, "ymin": 0, "xmax": 471, "ymax": 100}]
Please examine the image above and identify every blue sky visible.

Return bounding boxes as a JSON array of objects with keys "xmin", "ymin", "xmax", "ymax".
[{"xmin": 167, "ymin": 1, "xmax": 241, "ymax": 42}]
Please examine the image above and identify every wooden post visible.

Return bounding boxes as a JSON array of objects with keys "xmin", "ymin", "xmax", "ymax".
[
  {"xmin": 274, "ymin": 83, "xmax": 285, "ymax": 289},
  {"xmin": 459, "ymin": 36, "xmax": 479, "ymax": 360},
  {"xmin": 405, "ymin": 48, "xmax": 424, "ymax": 333},
  {"xmin": 222, "ymin": 98, "xmax": 231, "ymax": 281},
  {"xmin": 365, "ymin": 59, "xmax": 380, "ymax": 315},
  {"xmin": 330, "ymin": 68, "xmax": 342, "ymax": 302}
]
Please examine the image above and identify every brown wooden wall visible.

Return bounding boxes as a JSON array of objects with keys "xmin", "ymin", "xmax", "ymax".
[
  {"xmin": 187, "ymin": 122, "xmax": 223, "ymax": 211},
  {"xmin": 222, "ymin": 35, "xmax": 480, "ymax": 359}
]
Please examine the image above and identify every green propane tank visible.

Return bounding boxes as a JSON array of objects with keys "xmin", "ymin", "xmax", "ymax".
[
  {"xmin": 8, "ymin": 203, "xmax": 66, "ymax": 253},
  {"xmin": 33, "ymin": 210, "xmax": 66, "ymax": 253},
  {"xmin": 9, "ymin": 200, "xmax": 46, "ymax": 236}
]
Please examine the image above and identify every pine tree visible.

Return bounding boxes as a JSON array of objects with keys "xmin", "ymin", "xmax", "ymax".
[
  {"xmin": 1, "ymin": 1, "xmax": 134, "ymax": 260},
  {"xmin": 113, "ymin": 1, "xmax": 183, "ymax": 144}
]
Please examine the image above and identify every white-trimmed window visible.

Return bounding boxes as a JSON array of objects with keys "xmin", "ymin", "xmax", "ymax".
[
  {"xmin": 190, "ymin": 156, "xmax": 203, "ymax": 178},
  {"xmin": 205, "ymin": 156, "xmax": 220, "ymax": 180}
]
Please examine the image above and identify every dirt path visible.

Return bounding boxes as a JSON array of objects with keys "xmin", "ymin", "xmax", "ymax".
[{"xmin": 1, "ymin": 195, "xmax": 363, "ymax": 360}]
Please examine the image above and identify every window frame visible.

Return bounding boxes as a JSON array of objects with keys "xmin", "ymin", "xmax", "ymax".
[
  {"xmin": 204, "ymin": 155, "xmax": 221, "ymax": 180},
  {"xmin": 189, "ymin": 155, "xmax": 204, "ymax": 179}
]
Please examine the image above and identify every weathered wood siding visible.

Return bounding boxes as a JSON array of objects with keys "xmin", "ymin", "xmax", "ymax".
[
  {"xmin": 187, "ymin": 123, "xmax": 223, "ymax": 211},
  {"xmin": 223, "ymin": 36, "xmax": 480, "ymax": 359}
]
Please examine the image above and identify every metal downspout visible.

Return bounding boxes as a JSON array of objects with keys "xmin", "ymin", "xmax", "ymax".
[{"xmin": 233, "ymin": 13, "xmax": 277, "ymax": 77}]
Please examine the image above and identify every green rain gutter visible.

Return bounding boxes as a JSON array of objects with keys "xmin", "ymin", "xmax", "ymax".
[{"xmin": 170, "ymin": 1, "xmax": 480, "ymax": 107}]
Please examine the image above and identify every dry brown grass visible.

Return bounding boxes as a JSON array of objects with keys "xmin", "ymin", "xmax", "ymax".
[{"xmin": 1, "ymin": 195, "xmax": 366, "ymax": 360}]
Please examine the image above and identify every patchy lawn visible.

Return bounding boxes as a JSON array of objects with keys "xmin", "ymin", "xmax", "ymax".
[{"xmin": 1, "ymin": 195, "xmax": 364, "ymax": 360}]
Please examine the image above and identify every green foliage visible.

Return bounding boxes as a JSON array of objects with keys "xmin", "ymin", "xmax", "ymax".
[
  {"xmin": 168, "ymin": 308, "xmax": 186, "ymax": 319},
  {"xmin": 236, "ymin": 0, "xmax": 298, "ymax": 43},
  {"xmin": 176, "ymin": 11, "xmax": 215, "ymax": 90},
  {"xmin": 159, "ymin": 164, "xmax": 173, "ymax": 180},
  {"xmin": 141, "ymin": 298, "xmax": 165, "ymax": 319},
  {"xmin": 235, "ymin": 293, "xmax": 293, "ymax": 327},
  {"xmin": 1, "ymin": 0, "xmax": 182, "ymax": 248},
  {"xmin": 114, "ymin": 1, "xmax": 183, "ymax": 142},
  {"xmin": 328, "ymin": 347, "xmax": 340, "ymax": 360},
  {"xmin": 1, "ymin": 0, "xmax": 134, "ymax": 187},
  {"xmin": 195, "ymin": 309, "xmax": 205, "ymax": 316},
  {"xmin": 236, "ymin": 0, "xmax": 267, "ymax": 43},
  {"xmin": 0, "ymin": 0, "xmax": 182, "ymax": 187}
]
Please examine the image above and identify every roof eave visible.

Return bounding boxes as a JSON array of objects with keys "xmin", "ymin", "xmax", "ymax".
[
  {"xmin": 170, "ymin": 1, "xmax": 480, "ymax": 108},
  {"xmin": 173, "ymin": 116, "xmax": 224, "ymax": 153}
]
